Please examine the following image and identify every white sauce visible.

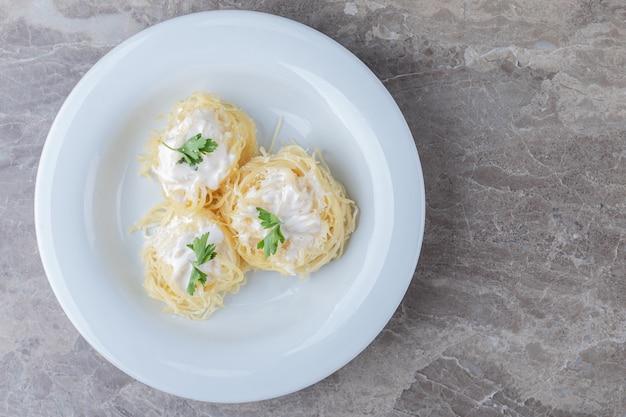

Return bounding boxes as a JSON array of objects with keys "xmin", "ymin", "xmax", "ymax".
[
  {"xmin": 147, "ymin": 215, "xmax": 228, "ymax": 292},
  {"xmin": 153, "ymin": 108, "xmax": 237, "ymax": 203},
  {"xmin": 231, "ymin": 166, "xmax": 324, "ymax": 273}
]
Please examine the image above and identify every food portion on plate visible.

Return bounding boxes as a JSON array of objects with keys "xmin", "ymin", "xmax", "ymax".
[
  {"xmin": 139, "ymin": 91, "xmax": 257, "ymax": 212},
  {"xmin": 134, "ymin": 91, "xmax": 358, "ymax": 320},
  {"xmin": 220, "ymin": 145, "xmax": 357, "ymax": 276},
  {"xmin": 139, "ymin": 205, "xmax": 246, "ymax": 320}
]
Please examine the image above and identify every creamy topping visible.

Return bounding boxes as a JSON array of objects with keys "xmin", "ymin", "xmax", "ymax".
[
  {"xmin": 231, "ymin": 166, "xmax": 324, "ymax": 272},
  {"xmin": 147, "ymin": 214, "xmax": 229, "ymax": 292},
  {"xmin": 153, "ymin": 108, "xmax": 237, "ymax": 203}
]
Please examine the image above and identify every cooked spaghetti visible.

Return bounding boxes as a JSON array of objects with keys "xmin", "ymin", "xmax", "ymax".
[
  {"xmin": 219, "ymin": 144, "xmax": 358, "ymax": 276},
  {"xmin": 134, "ymin": 92, "xmax": 359, "ymax": 319},
  {"xmin": 138, "ymin": 204, "xmax": 246, "ymax": 320},
  {"xmin": 140, "ymin": 91, "xmax": 257, "ymax": 212}
]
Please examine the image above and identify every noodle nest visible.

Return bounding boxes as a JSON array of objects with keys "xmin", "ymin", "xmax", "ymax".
[
  {"xmin": 140, "ymin": 91, "xmax": 257, "ymax": 213},
  {"xmin": 219, "ymin": 145, "xmax": 358, "ymax": 276},
  {"xmin": 138, "ymin": 204, "xmax": 246, "ymax": 320}
]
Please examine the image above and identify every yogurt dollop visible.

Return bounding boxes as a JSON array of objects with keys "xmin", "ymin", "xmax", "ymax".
[
  {"xmin": 153, "ymin": 108, "xmax": 237, "ymax": 204},
  {"xmin": 146, "ymin": 214, "xmax": 232, "ymax": 292},
  {"xmin": 231, "ymin": 165, "xmax": 326, "ymax": 274}
]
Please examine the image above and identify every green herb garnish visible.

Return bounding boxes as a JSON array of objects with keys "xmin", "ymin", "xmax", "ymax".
[
  {"xmin": 186, "ymin": 231, "xmax": 217, "ymax": 295},
  {"xmin": 162, "ymin": 133, "xmax": 218, "ymax": 170},
  {"xmin": 256, "ymin": 207, "xmax": 285, "ymax": 259}
]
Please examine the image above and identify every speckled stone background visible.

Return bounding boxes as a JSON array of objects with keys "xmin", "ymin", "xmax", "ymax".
[{"xmin": 2, "ymin": 0, "xmax": 626, "ymax": 416}]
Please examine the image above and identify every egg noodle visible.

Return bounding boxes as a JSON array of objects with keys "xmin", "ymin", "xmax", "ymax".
[
  {"xmin": 137, "ymin": 203, "xmax": 247, "ymax": 320},
  {"xmin": 219, "ymin": 145, "xmax": 358, "ymax": 276},
  {"xmin": 134, "ymin": 92, "xmax": 358, "ymax": 320},
  {"xmin": 139, "ymin": 91, "xmax": 257, "ymax": 213}
]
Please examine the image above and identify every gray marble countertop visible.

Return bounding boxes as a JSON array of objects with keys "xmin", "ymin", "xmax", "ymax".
[{"xmin": 2, "ymin": 1, "xmax": 626, "ymax": 416}]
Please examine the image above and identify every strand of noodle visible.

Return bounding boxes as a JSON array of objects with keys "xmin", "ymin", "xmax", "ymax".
[{"xmin": 267, "ymin": 115, "xmax": 283, "ymax": 153}]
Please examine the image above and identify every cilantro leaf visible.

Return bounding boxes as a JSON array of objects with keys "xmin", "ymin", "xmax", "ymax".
[
  {"xmin": 162, "ymin": 133, "xmax": 218, "ymax": 170},
  {"xmin": 185, "ymin": 231, "xmax": 217, "ymax": 295},
  {"xmin": 256, "ymin": 207, "xmax": 286, "ymax": 259}
]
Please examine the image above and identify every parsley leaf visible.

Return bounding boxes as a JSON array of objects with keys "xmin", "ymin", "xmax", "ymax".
[
  {"xmin": 257, "ymin": 207, "xmax": 281, "ymax": 229},
  {"xmin": 185, "ymin": 231, "xmax": 217, "ymax": 295},
  {"xmin": 187, "ymin": 266, "xmax": 208, "ymax": 297},
  {"xmin": 256, "ymin": 207, "xmax": 285, "ymax": 259},
  {"xmin": 162, "ymin": 133, "xmax": 218, "ymax": 170}
]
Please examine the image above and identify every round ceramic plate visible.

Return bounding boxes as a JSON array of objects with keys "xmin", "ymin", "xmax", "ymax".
[{"xmin": 35, "ymin": 10, "xmax": 425, "ymax": 403}]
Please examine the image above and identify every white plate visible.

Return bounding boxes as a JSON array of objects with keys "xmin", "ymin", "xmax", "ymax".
[{"xmin": 35, "ymin": 10, "xmax": 425, "ymax": 403}]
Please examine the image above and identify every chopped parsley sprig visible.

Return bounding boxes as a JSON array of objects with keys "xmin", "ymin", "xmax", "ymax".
[
  {"xmin": 256, "ymin": 207, "xmax": 285, "ymax": 259},
  {"xmin": 162, "ymin": 133, "xmax": 218, "ymax": 170},
  {"xmin": 186, "ymin": 232, "xmax": 217, "ymax": 295}
]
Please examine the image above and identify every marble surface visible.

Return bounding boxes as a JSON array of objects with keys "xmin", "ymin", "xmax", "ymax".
[{"xmin": 1, "ymin": 0, "xmax": 626, "ymax": 415}]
